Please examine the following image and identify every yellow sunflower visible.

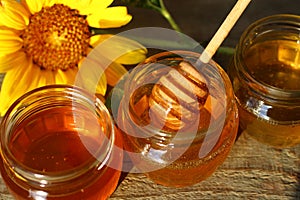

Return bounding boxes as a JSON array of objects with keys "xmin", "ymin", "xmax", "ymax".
[{"xmin": 0, "ymin": 0, "xmax": 147, "ymax": 116}]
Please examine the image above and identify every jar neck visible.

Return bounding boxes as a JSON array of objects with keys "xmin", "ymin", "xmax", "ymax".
[
  {"xmin": 0, "ymin": 85, "xmax": 114, "ymax": 194},
  {"xmin": 235, "ymin": 14, "xmax": 300, "ymax": 103}
]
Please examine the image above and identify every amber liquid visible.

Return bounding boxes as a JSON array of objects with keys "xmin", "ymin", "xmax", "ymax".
[
  {"xmin": 119, "ymin": 83, "xmax": 238, "ymax": 187},
  {"xmin": 0, "ymin": 106, "xmax": 122, "ymax": 200},
  {"xmin": 234, "ymin": 40, "xmax": 300, "ymax": 147}
]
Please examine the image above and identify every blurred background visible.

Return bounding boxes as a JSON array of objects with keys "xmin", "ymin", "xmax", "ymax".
[{"xmin": 116, "ymin": 0, "xmax": 300, "ymax": 49}]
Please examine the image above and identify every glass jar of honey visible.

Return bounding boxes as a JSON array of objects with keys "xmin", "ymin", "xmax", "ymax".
[
  {"xmin": 0, "ymin": 85, "xmax": 123, "ymax": 199},
  {"xmin": 115, "ymin": 51, "xmax": 239, "ymax": 187},
  {"xmin": 228, "ymin": 14, "xmax": 300, "ymax": 148}
]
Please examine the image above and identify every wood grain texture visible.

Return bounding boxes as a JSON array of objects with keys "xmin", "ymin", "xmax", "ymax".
[{"xmin": 109, "ymin": 133, "xmax": 300, "ymax": 200}]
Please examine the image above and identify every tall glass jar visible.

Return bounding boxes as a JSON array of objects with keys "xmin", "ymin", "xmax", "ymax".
[
  {"xmin": 115, "ymin": 51, "xmax": 239, "ymax": 187},
  {"xmin": 228, "ymin": 14, "xmax": 300, "ymax": 148},
  {"xmin": 0, "ymin": 85, "xmax": 123, "ymax": 200}
]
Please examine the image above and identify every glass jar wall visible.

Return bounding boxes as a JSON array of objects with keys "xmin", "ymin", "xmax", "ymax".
[
  {"xmin": 0, "ymin": 85, "xmax": 123, "ymax": 199},
  {"xmin": 116, "ymin": 51, "xmax": 239, "ymax": 187},
  {"xmin": 228, "ymin": 14, "xmax": 300, "ymax": 148}
]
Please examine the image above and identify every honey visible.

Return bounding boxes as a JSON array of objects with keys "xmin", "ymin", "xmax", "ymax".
[
  {"xmin": 116, "ymin": 51, "xmax": 239, "ymax": 187},
  {"xmin": 244, "ymin": 41, "xmax": 300, "ymax": 90},
  {"xmin": 228, "ymin": 14, "xmax": 300, "ymax": 148},
  {"xmin": 0, "ymin": 85, "xmax": 122, "ymax": 199}
]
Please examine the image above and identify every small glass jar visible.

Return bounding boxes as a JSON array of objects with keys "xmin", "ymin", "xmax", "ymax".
[
  {"xmin": 0, "ymin": 85, "xmax": 123, "ymax": 199},
  {"xmin": 115, "ymin": 51, "xmax": 239, "ymax": 187},
  {"xmin": 228, "ymin": 14, "xmax": 300, "ymax": 148}
]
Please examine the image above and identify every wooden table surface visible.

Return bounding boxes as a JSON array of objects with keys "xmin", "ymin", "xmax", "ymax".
[{"xmin": 1, "ymin": 0, "xmax": 300, "ymax": 199}]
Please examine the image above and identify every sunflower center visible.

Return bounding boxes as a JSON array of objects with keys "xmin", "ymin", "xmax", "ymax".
[{"xmin": 21, "ymin": 4, "xmax": 91, "ymax": 70}]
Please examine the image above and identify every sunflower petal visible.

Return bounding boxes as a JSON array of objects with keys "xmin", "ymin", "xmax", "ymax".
[
  {"xmin": 0, "ymin": 37, "xmax": 23, "ymax": 55},
  {"xmin": 0, "ymin": 0, "xmax": 30, "ymax": 29},
  {"xmin": 60, "ymin": 0, "xmax": 90, "ymax": 13},
  {"xmin": 90, "ymin": 34, "xmax": 147, "ymax": 65},
  {"xmin": 79, "ymin": 0, "xmax": 113, "ymax": 15},
  {"xmin": 0, "ymin": 26, "xmax": 21, "ymax": 38},
  {"xmin": 87, "ymin": 6, "xmax": 132, "ymax": 28},
  {"xmin": 77, "ymin": 57, "xmax": 107, "ymax": 95},
  {"xmin": 22, "ymin": 0, "xmax": 50, "ymax": 14},
  {"xmin": 89, "ymin": 34, "xmax": 107, "ymax": 47},
  {"xmin": 104, "ymin": 61, "xmax": 127, "ymax": 86},
  {"xmin": 0, "ymin": 27, "xmax": 23, "ymax": 55},
  {"xmin": 0, "ymin": 50, "xmax": 27, "ymax": 72},
  {"xmin": 55, "ymin": 68, "xmax": 77, "ymax": 84},
  {"xmin": 115, "ymin": 49, "xmax": 147, "ymax": 65},
  {"xmin": 0, "ymin": 57, "xmax": 35, "ymax": 115},
  {"xmin": 21, "ymin": 0, "xmax": 56, "ymax": 12},
  {"xmin": 33, "ymin": 67, "xmax": 75, "ymax": 87},
  {"xmin": 0, "ymin": 57, "xmax": 82, "ymax": 116},
  {"xmin": 0, "ymin": 74, "xmax": 25, "ymax": 116},
  {"xmin": 95, "ymin": 74, "xmax": 107, "ymax": 95}
]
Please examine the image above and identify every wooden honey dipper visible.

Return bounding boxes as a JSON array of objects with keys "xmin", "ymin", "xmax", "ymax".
[
  {"xmin": 148, "ymin": 0, "xmax": 251, "ymax": 131},
  {"xmin": 149, "ymin": 60, "xmax": 209, "ymax": 131}
]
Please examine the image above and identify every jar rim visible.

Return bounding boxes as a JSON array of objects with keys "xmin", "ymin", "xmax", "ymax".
[
  {"xmin": 235, "ymin": 14, "xmax": 300, "ymax": 101},
  {"xmin": 0, "ymin": 84, "xmax": 115, "ymax": 190}
]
